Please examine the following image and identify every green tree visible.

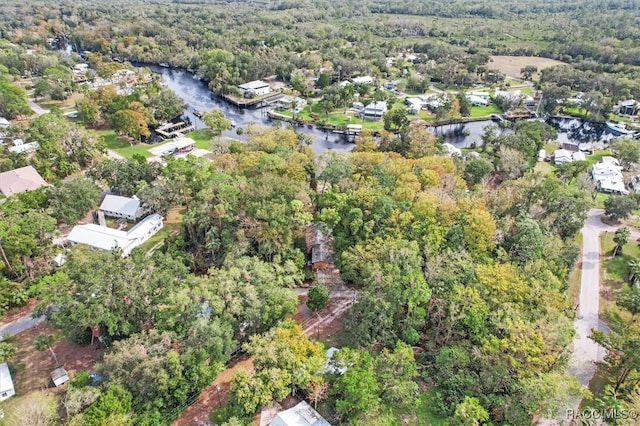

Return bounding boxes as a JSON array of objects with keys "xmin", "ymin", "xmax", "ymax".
[
  {"xmin": 0, "ymin": 81, "xmax": 32, "ymax": 118},
  {"xmin": 0, "ymin": 341, "xmax": 16, "ymax": 362},
  {"xmin": 307, "ymin": 285, "xmax": 329, "ymax": 312},
  {"xmin": 83, "ymin": 384, "xmax": 134, "ymax": 426},
  {"xmin": 35, "ymin": 333, "xmax": 59, "ymax": 367},
  {"xmin": 612, "ymin": 138, "xmax": 640, "ymax": 170},
  {"xmin": 375, "ymin": 341, "xmax": 419, "ymax": 408},
  {"xmin": 111, "ymin": 109, "xmax": 150, "ymax": 142},
  {"xmin": 451, "ymin": 396, "xmax": 489, "ymax": 426},
  {"xmin": 48, "ymin": 176, "xmax": 101, "ymax": 225},
  {"xmin": 605, "ymin": 196, "xmax": 636, "ymax": 222},
  {"xmin": 202, "ymin": 108, "xmax": 232, "ymax": 135},
  {"xmin": 505, "ymin": 217, "xmax": 544, "ymax": 264},
  {"xmin": 617, "ymin": 286, "xmax": 640, "ymax": 316},
  {"xmin": 520, "ymin": 65, "xmax": 538, "ymax": 80},
  {"xmin": 591, "ymin": 312, "xmax": 640, "ymax": 394},
  {"xmin": 463, "ymin": 157, "xmax": 493, "ymax": 187},
  {"xmin": 332, "ymin": 348, "xmax": 380, "ymax": 420},
  {"xmin": 613, "ymin": 227, "xmax": 631, "ymax": 257}
]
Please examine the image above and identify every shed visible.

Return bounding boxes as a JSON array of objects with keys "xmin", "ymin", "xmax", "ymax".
[
  {"xmin": 0, "ymin": 117, "xmax": 9, "ymax": 128},
  {"xmin": 51, "ymin": 367, "xmax": 69, "ymax": 387},
  {"xmin": 0, "ymin": 363, "xmax": 15, "ymax": 401}
]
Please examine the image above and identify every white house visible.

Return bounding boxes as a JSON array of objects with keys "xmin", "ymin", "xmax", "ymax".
[
  {"xmin": 592, "ymin": 159, "xmax": 628, "ymax": 195},
  {"xmin": 0, "ymin": 117, "xmax": 9, "ymax": 128},
  {"xmin": 443, "ymin": 143, "xmax": 462, "ymax": 157},
  {"xmin": 615, "ymin": 99, "xmax": 639, "ymax": 116},
  {"xmin": 99, "ymin": 195, "xmax": 142, "ymax": 220},
  {"xmin": 572, "ymin": 151, "xmax": 586, "ymax": 162},
  {"xmin": 238, "ymin": 80, "xmax": 270, "ymax": 97},
  {"xmin": 467, "ymin": 95, "xmax": 489, "ymax": 107},
  {"xmin": 362, "ymin": 101, "xmax": 387, "ymax": 120},
  {"xmin": 67, "ymin": 214, "xmax": 164, "ymax": 257},
  {"xmin": 553, "ymin": 149, "xmax": 573, "ymax": 165},
  {"xmin": 8, "ymin": 139, "xmax": 39, "ymax": 154},
  {"xmin": 160, "ymin": 137, "xmax": 196, "ymax": 156},
  {"xmin": 352, "ymin": 76, "xmax": 373, "ymax": 85},
  {"xmin": 269, "ymin": 401, "xmax": 331, "ymax": 426},
  {"xmin": 0, "ymin": 363, "xmax": 15, "ymax": 401}
]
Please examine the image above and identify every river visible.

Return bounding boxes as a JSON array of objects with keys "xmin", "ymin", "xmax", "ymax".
[{"xmin": 145, "ymin": 65, "xmax": 617, "ymax": 152}]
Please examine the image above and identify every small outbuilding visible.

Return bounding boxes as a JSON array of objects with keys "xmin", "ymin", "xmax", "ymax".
[
  {"xmin": 51, "ymin": 367, "xmax": 69, "ymax": 387},
  {"xmin": 0, "ymin": 363, "xmax": 15, "ymax": 401}
]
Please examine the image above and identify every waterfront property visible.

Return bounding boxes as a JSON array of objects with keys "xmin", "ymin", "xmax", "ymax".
[
  {"xmin": 362, "ymin": 101, "xmax": 387, "ymax": 120},
  {"xmin": 238, "ymin": 80, "xmax": 271, "ymax": 97}
]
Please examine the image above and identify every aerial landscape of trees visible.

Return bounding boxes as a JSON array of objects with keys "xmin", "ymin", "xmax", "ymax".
[{"xmin": 1, "ymin": 0, "xmax": 640, "ymax": 424}]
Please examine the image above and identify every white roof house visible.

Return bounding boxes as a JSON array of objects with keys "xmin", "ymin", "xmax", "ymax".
[
  {"xmin": 99, "ymin": 195, "xmax": 141, "ymax": 220},
  {"xmin": 0, "ymin": 363, "xmax": 15, "ymax": 401},
  {"xmin": 238, "ymin": 80, "xmax": 271, "ymax": 96},
  {"xmin": 554, "ymin": 149, "xmax": 573, "ymax": 165},
  {"xmin": 602, "ymin": 156, "xmax": 621, "ymax": 167},
  {"xmin": 8, "ymin": 139, "xmax": 39, "ymax": 154},
  {"xmin": 362, "ymin": 101, "xmax": 387, "ymax": 119},
  {"xmin": 572, "ymin": 151, "xmax": 586, "ymax": 162},
  {"xmin": 465, "ymin": 91, "xmax": 490, "ymax": 101},
  {"xmin": 592, "ymin": 160, "xmax": 628, "ymax": 195},
  {"xmin": 352, "ymin": 76, "xmax": 373, "ymax": 85},
  {"xmin": 443, "ymin": 143, "xmax": 462, "ymax": 157},
  {"xmin": 269, "ymin": 401, "xmax": 331, "ymax": 426},
  {"xmin": 467, "ymin": 95, "xmax": 489, "ymax": 107},
  {"xmin": 67, "ymin": 214, "xmax": 163, "ymax": 257},
  {"xmin": 159, "ymin": 137, "xmax": 196, "ymax": 156},
  {"xmin": 0, "ymin": 117, "xmax": 9, "ymax": 128}
]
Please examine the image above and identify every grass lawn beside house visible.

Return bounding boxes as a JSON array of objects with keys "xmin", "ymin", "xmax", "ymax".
[{"xmin": 97, "ymin": 129, "xmax": 153, "ymax": 158}]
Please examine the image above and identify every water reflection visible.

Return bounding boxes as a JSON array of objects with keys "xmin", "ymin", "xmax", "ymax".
[{"xmin": 143, "ymin": 65, "xmax": 618, "ymax": 152}]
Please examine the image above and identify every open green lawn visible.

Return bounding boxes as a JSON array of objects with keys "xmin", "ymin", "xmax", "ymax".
[
  {"xmin": 97, "ymin": 129, "xmax": 152, "ymax": 158},
  {"xmin": 469, "ymin": 103, "xmax": 502, "ymax": 118},
  {"xmin": 185, "ymin": 128, "xmax": 216, "ymax": 150},
  {"xmin": 279, "ymin": 105, "xmax": 385, "ymax": 131}
]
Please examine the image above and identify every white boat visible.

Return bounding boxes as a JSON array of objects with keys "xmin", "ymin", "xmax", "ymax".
[{"xmin": 606, "ymin": 121, "xmax": 637, "ymax": 137}]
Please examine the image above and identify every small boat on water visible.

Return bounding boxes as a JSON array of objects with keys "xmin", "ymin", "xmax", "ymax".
[
  {"xmin": 159, "ymin": 63, "xmax": 169, "ymax": 68},
  {"xmin": 193, "ymin": 110, "xmax": 203, "ymax": 118},
  {"xmin": 606, "ymin": 121, "xmax": 637, "ymax": 137}
]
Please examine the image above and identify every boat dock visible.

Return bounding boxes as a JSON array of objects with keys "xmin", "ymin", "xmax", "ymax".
[
  {"xmin": 222, "ymin": 92, "xmax": 284, "ymax": 108},
  {"xmin": 155, "ymin": 121, "xmax": 195, "ymax": 139}
]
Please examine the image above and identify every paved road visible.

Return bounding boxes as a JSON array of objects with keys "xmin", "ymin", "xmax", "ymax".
[
  {"xmin": 541, "ymin": 209, "xmax": 615, "ymax": 425},
  {"xmin": 0, "ymin": 312, "xmax": 45, "ymax": 338},
  {"xmin": 28, "ymin": 99, "xmax": 49, "ymax": 116}
]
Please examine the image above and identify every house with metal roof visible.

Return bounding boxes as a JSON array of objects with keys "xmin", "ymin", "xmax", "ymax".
[
  {"xmin": 238, "ymin": 80, "xmax": 271, "ymax": 97},
  {"xmin": 362, "ymin": 101, "xmax": 387, "ymax": 120},
  {"xmin": 66, "ymin": 214, "xmax": 163, "ymax": 257},
  {"xmin": 269, "ymin": 401, "xmax": 331, "ymax": 426},
  {"xmin": 99, "ymin": 194, "xmax": 141, "ymax": 220},
  {"xmin": 0, "ymin": 165, "xmax": 48, "ymax": 196},
  {"xmin": 0, "ymin": 363, "xmax": 15, "ymax": 401}
]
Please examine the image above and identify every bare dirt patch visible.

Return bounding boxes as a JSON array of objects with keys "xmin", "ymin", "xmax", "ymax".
[
  {"xmin": 489, "ymin": 55, "xmax": 569, "ymax": 80},
  {"xmin": 8, "ymin": 323, "xmax": 103, "ymax": 395}
]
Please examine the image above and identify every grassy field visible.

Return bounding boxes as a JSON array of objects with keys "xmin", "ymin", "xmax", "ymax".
[
  {"xmin": 97, "ymin": 129, "xmax": 153, "ymax": 158},
  {"xmin": 489, "ymin": 55, "xmax": 569, "ymax": 80},
  {"xmin": 469, "ymin": 104, "xmax": 502, "ymax": 118}
]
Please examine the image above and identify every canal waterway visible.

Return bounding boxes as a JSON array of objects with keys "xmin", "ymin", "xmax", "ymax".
[{"xmin": 146, "ymin": 65, "xmax": 619, "ymax": 152}]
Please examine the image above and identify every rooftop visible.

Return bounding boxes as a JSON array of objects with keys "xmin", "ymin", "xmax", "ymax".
[
  {"xmin": 0, "ymin": 362, "xmax": 13, "ymax": 393},
  {"xmin": 239, "ymin": 80, "xmax": 269, "ymax": 90},
  {"xmin": 99, "ymin": 194, "xmax": 141, "ymax": 218},
  {"xmin": 270, "ymin": 401, "xmax": 331, "ymax": 426},
  {"xmin": 0, "ymin": 165, "xmax": 48, "ymax": 196}
]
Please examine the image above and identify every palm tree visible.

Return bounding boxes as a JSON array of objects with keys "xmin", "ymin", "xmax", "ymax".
[
  {"xmin": 628, "ymin": 258, "xmax": 640, "ymax": 286},
  {"xmin": 613, "ymin": 227, "xmax": 631, "ymax": 258},
  {"xmin": 35, "ymin": 334, "xmax": 59, "ymax": 367}
]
